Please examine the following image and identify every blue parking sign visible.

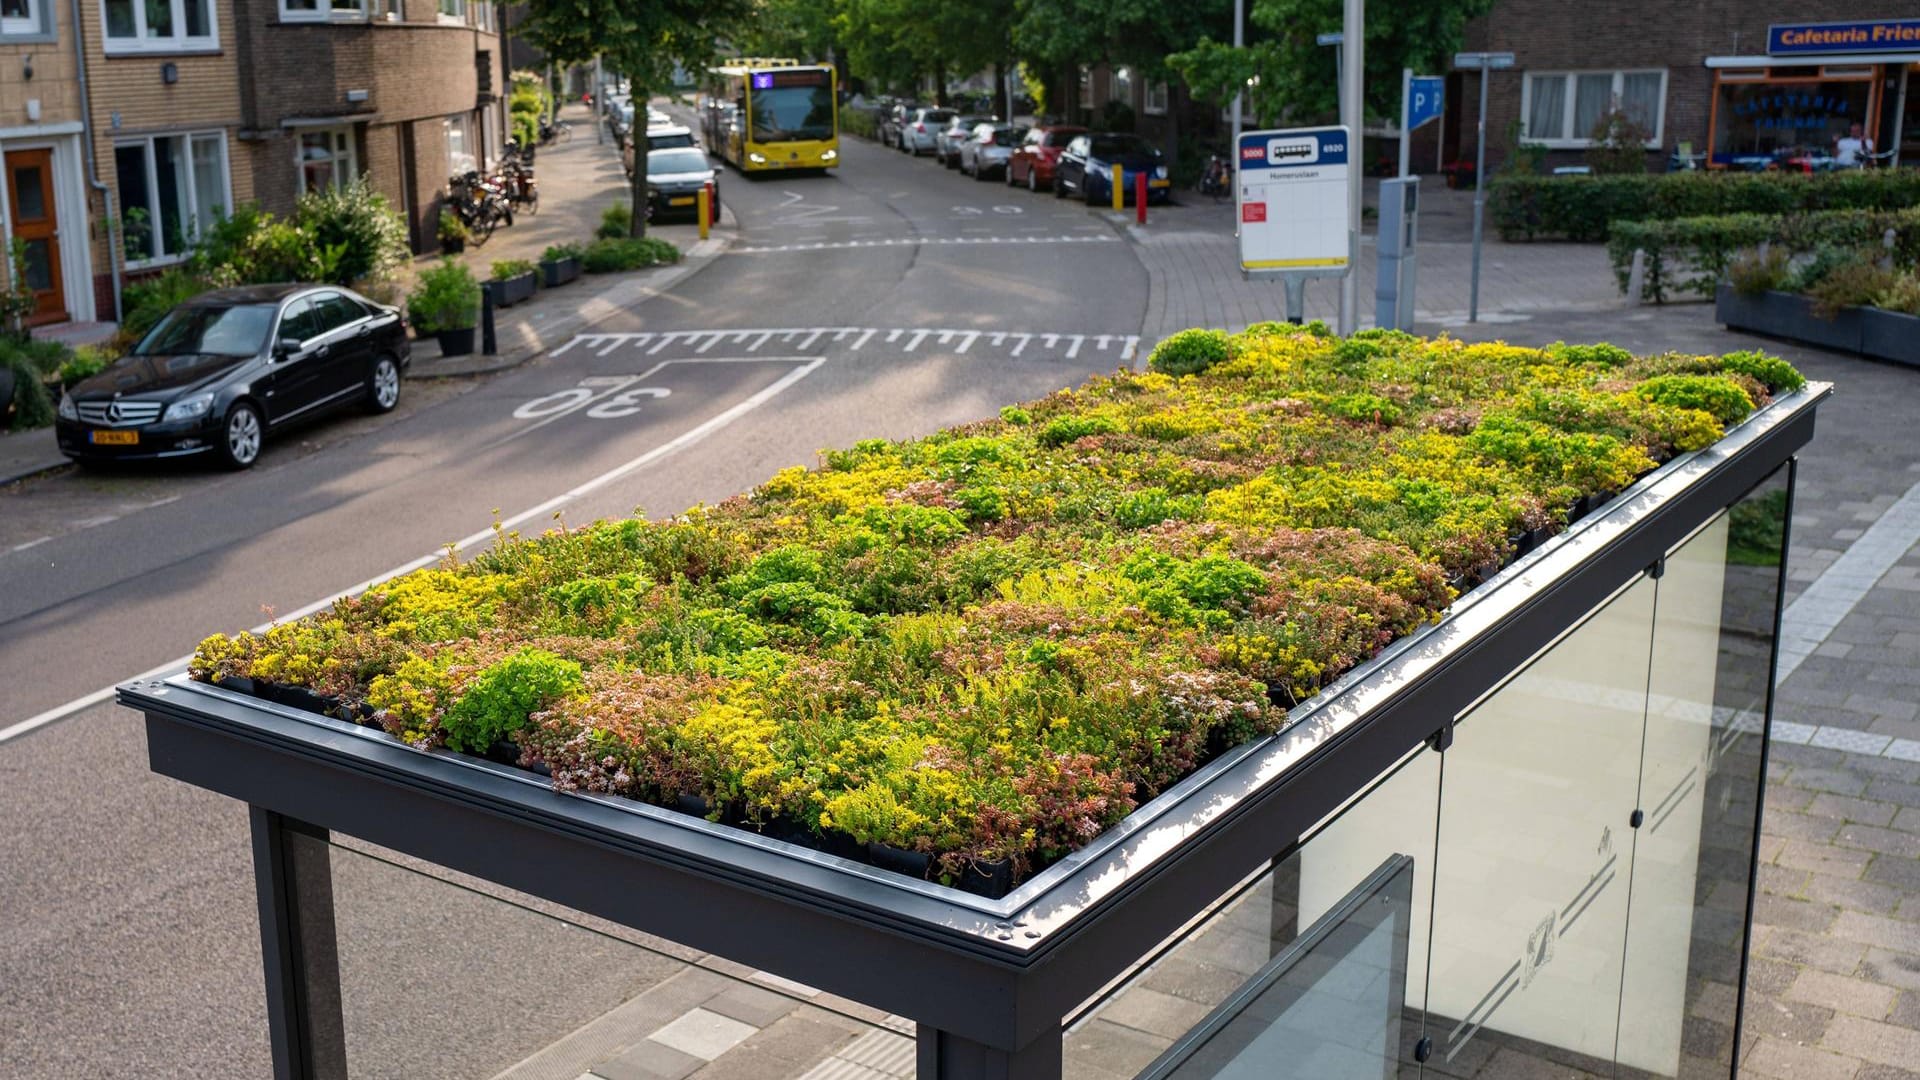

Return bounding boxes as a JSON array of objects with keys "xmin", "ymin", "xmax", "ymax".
[{"xmin": 1408, "ymin": 77, "xmax": 1444, "ymax": 130}]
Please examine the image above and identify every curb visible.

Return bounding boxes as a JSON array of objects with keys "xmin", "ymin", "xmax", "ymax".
[
  {"xmin": 407, "ymin": 221, "xmax": 738, "ymax": 380},
  {"xmin": 0, "ymin": 458, "xmax": 68, "ymax": 487}
]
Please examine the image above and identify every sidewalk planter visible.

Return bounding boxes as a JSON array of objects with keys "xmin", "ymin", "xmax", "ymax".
[
  {"xmin": 486, "ymin": 270, "xmax": 537, "ymax": 308},
  {"xmin": 1718, "ymin": 284, "xmax": 1920, "ymax": 366},
  {"xmin": 432, "ymin": 326, "xmax": 476, "ymax": 356},
  {"xmin": 540, "ymin": 255, "xmax": 581, "ymax": 288},
  {"xmin": 1859, "ymin": 307, "xmax": 1920, "ymax": 367},
  {"xmin": 133, "ymin": 330, "xmax": 1824, "ymax": 1079}
]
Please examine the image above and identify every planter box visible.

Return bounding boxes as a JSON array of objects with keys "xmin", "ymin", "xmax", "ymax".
[
  {"xmin": 540, "ymin": 256, "xmax": 581, "ymax": 288},
  {"xmin": 128, "ymin": 381, "xmax": 1825, "ymax": 1079},
  {"xmin": 433, "ymin": 326, "xmax": 476, "ymax": 356},
  {"xmin": 486, "ymin": 271, "xmax": 537, "ymax": 308},
  {"xmin": 1717, "ymin": 285, "xmax": 1864, "ymax": 353},
  {"xmin": 1859, "ymin": 306, "xmax": 1920, "ymax": 367}
]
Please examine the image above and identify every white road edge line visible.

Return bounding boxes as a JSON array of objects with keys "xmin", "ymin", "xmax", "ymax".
[{"xmin": 0, "ymin": 356, "xmax": 827, "ymax": 748}]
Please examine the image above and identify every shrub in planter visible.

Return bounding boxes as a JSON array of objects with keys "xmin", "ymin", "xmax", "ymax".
[
  {"xmin": 487, "ymin": 258, "xmax": 539, "ymax": 307},
  {"xmin": 581, "ymin": 236, "xmax": 680, "ymax": 273},
  {"xmin": 192, "ymin": 327, "xmax": 1805, "ymax": 891},
  {"xmin": 407, "ymin": 259, "xmax": 481, "ymax": 355},
  {"xmin": 437, "ymin": 210, "xmax": 471, "ymax": 254},
  {"xmin": 596, "ymin": 203, "xmax": 634, "ymax": 240},
  {"xmin": 540, "ymin": 243, "xmax": 585, "ymax": 287}
]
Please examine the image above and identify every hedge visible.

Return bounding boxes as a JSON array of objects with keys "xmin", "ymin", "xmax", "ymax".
[
  {"xmin": 190, "ymin": 326, "xmax": 1804, "ymax": 893},
  {"xmin": 1607, "ymin": 206, "xmax": 1920, "ymax": 302},
  {"xmin": 1492, "ymin": 169, "xmax": 1920, "ymax": 243}
]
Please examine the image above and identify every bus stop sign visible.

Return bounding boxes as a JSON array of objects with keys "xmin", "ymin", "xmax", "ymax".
[{"xmin": 1237, "ymin": 125, "xmax": 1352, "ymax": 276}]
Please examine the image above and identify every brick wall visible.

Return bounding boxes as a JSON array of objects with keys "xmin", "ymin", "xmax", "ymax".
[
  {"xmin": 0, "ymin": 16, "xmax": 83, "ymax": 130},
  {"xmin": 1459, "ymin": 0, "xmax": 1906, "ymax": 173}
]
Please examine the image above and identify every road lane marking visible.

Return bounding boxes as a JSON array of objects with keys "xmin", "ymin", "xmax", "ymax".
[
  {"xmin": 0, "ymin": 357, "xmax": 826, "ymax": 747},
  {"xmin": 728, "ymin": 235, "xmax": 1121, "ymax": 254},
  {"xmin": 559, "ymin": 327, "xmax": 1145, "ymax": 368},
  {"xmin": 851, "ymin": 329, "xmax": 875, "ymax": 350}
]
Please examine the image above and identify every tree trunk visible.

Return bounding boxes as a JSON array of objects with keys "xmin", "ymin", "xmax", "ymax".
[
  {"xmin": 933, "ymin": 64, "xmax": 948, "ymax": 107},
  {"xmin": 629, "ymin": 88, "xmax": 650, "ymax": 239}
]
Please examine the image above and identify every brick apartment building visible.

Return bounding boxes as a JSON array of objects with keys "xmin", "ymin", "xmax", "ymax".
[
  {"xmin": 1439, "ymin": 5, "xmax": 1920, "ymax": 174},
  {"xmin": 1, "ymin": 0, "xmax": 96, "ymax": 323},
  {"xmin": 230, "ymin": 0, "xmax": 507, "ymax": 255}
]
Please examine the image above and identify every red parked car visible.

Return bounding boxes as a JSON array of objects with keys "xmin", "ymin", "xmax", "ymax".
[{"xmin": 1006, "ymin": 125, "xmax": 1087, "ymax": 192}]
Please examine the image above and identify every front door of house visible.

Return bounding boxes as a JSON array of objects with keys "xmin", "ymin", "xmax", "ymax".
[{"xmin": 5, "ymin": 149, "xmax": 67, "ymax": 325}]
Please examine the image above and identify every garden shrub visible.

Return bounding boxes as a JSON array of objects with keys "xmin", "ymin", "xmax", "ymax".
[
  {"xmin": 596, "ymin": 203, "xmax": 633, "ymax": 240},
  {"xmin": 541, "ymin": 243, "xmax": 586, "ymax": 263},
  {"xmin": 295, "ymin": 178, "xmax": 410, "ymax": 285},
  {"xmin": 121, "ymin": 268, "xmax": 211, "ymax": 344},
  {"xmin": 581, "ymin": 236, "xmax": 680, "ymax": 273},
  {"xmin": 0, "ymin": 336, "xmax": 59, "ymax": 430},
  {"xmin": 490, "ymin": 258, "xmax": 538, "ymax": 281},
  {"xmin": 1806, "ymin": 257, "xmax": 1900, "ymax": 319},
  {"xmin": 1607, "ymin": 206, "xmax": 1920, "ymax": 302},
  {"xmin": 406, "ymin": 259, "xmax": 480, "ymax": 333},
  {"xmin": 1147, "ymin": 328, "xmax": 1230, "ymax": 376},
  {"xmin": 1494, "ymin": 168, "xmax": 1920, "ymax": 243},
  {"xmin": 194, "ymin": 328, "xmax": 1806, "ymax": 887}
]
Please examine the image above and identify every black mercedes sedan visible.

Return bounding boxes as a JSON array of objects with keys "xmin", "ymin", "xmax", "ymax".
[{"xmin": 56, "ymin": 283, "xmax": 409, "ymax": 469}]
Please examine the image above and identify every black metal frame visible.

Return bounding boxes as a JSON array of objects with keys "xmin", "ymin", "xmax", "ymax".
[{"xmin": 127, "ymin": 386, "xmax": 1827, "ymax": 1078}]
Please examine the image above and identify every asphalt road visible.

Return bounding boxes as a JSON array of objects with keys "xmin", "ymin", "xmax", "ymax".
[{"xmin": 0, "ymin": 131, "xmax": 1148, "ymax": 1076}]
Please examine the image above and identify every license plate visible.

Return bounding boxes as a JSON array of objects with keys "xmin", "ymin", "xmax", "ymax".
[
  {"xmin": 1150, "ymin": 178, "xmax": 1171, "ymax": 188},
  {"xmin": 91, "ymin": 429, "xmax": 139, "ymax": 446},
  {"xmin": 669, "ymin": 196, "xmax": 695, "ymax": 206}
]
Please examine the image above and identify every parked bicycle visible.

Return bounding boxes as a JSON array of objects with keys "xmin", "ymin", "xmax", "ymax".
[
  {"xmin": 499, "ymin": 156, "xmax": 539, "ymax": 216},
  {"xmin": 1198, "ymin": 150, "xmax": 1233, "ymax": 202},
  {"xmin": 540, "ymin": 117, "xmax": 572, "ymax": 144},
  {"xmin": 447, "ymin": 171, "xmax": 512, "ymax": 245}
]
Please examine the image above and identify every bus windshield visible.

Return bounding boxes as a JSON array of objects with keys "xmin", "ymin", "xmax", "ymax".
[{"xmin": 749, "ymin": 71, "xmax": 834, "ymax": 142}]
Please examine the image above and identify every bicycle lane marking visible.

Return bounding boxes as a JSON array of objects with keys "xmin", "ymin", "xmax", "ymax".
[{"xmin": 0, "ymin": 356, "xmax": 827, "ymax": 746}]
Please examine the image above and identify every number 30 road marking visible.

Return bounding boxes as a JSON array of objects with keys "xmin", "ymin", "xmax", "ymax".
[{"xmin": 514, "ymin": 377, "xmax": 671, "ymax": 421}]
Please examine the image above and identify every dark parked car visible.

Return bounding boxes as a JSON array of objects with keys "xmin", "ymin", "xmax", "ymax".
[
  {"xmin": 1007, "ymin": 124, "xmax": 1087, "ymax": 191},
  {"xmin": 1054, "ymin": 132, "xmax": 1172, "ymax": 206},
  {"xmin": 55, "ymin": 284, "xmax": 408, "ymax": 470},
  {"xmin": 644, "ymin": 147, "xmax": 720, "ymax": 222}
]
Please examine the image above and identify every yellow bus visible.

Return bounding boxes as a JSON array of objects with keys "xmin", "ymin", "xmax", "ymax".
[{"xmin": 702, "ymin": 59, "xmax": 840, "ymax": 173}]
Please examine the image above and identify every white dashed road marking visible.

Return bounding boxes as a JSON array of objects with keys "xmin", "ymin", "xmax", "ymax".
[{"xmin": 558, "ymin": 327, "xmax": 1142, "ymax": 366}]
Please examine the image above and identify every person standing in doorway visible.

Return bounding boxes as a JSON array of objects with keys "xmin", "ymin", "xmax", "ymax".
[{"xmin": 1834, "ymin": 122, "xmax": 1875, "ymax": 167}]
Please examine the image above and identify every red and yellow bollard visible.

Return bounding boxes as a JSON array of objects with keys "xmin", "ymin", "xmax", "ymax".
[
  {"xmin": 1136, "ymin": 172, "xmax": 1148, "ymax": 225},
  {"xmin": 1111, "ymin": 163, "xmax": 1124, "ymax": 212},
  {"xmin": 697, "ymin": 182, "xmax": 712, "ymax": 240}
]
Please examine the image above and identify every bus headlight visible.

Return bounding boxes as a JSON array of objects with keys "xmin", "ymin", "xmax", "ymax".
[
  {"xmin": 748, "ymin": 152, "xmax": 767, "ymax": 164},
  {"xmin": 821, "ymin": 149, "xmax": 838, "ymax": 162}
]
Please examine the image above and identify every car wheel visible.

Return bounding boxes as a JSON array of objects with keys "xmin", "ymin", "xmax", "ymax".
[
  {"xmin": 219, "ymin": 402, "xmax": 263, "ymax": 470},
  {"xmin": 1029, "ymin": 168, "xmax": 1039, "ymax": 192},
  {"xmin": 1085, "ymin": 176, "xmax": 1101, "ymax": 205},
  {"xmin": 1054, "ymin": 173, "xmax": 1070, "ymax": 198},
  {"xmin": 974, "ymin": 160, "xmax": 991, "ymax": 181},
  {"xmin": 367, "ymin": 355, "xmax": 402, "ymax": 414}
]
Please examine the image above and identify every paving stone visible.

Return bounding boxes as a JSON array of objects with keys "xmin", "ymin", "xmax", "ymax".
[
  {"xmin": 1093, "ymin": 986, "xmax": 1212, "ymax": 1041},
  {"xmin": 1865, "ymin": 857, "xmax": 1920, "ymax": 892},
  {"xmin": 1767, "ymin": 809, "xmax": 1845, "ymax": 843},
  {"xmin": 1743, "ymin": 1035, "xmax": 1861, "ymax": 1080},
  {"xmin": 1855, "ymin": 1065, "xmax": 1920, "ymax": 1080},
  {"xmin": 1769, "ymin": 783, "xmax": 1817, "ymax": 812},
  {"xmin": 1833, "ymin": 913, "xmax": 1920, "ymax": 953},
  {"xmin": 1838, "ymin": 825, "xmax": 1920, "ymax": 859},
  {"xmin": 649, "ymin": 1009, "xmax": 759, "ymax": 1061},
  {"xmin": 1789, "ymin": 769, "xmax": 1873, "ymax": 798},
  {"xmin": 1756, "ymin": 893, "xmax": 1842, "ymax": 934},
  {"xmin": 597, "ymin": 1041, "xmax": 706, "ymax": 1080},
  {"xmin": 1867, "ymin": 778, "xmax": 1920, "ymax": 806},
  {"xmin": 1809, "ymin": 795, "xmax": 1901, "ymax": 827},
  {"xmin": 1861, "ymin": 949, "xmax": 1920, "ymax": 992},
  {"xmin": 1804, "ymin": 872, "xmax": 1911, "ymax": 917},
  {"xmin": 702, "ymin": 984, "xmax": 801, "ymax": 1028},
  {"xmin": 1788, "ymin": 969, "xmax": 1900, "ymax": 1019},
  {"xmin": 686, "ymin": 1010, "xmax": 867, "ymax": 1080},
  {"xmin": 1063, "ymin": 1018, "xmax": 1170, "ymax": 1080},
  {"xmin": 1762, "ymin": 927, "xmax": 1871, "ymax": 975},
  {"xmin": 1890, "ymin": 990, "xmax": 1920, "ymax": 1032},
  {"xmin": 1748, "ymin": 955, "xmax": 1808, "ymax": 996},
  {"xmin": 1825, "ymin": 1014, "xmax": 1920, "ymax": 1070},
  {"xmin": 1746, "ymin": 994, "xmax": 1836, "ymax": 1044},
  {"xmin": 1892, "ymin": 807, "xmax": 1920, "ymax": 835},
  {"xmin": 1778, "ymin": 840, "xmax": 1875, "ymax": 878}
]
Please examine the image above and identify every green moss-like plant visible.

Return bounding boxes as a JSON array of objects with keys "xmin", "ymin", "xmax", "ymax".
[{"xmin": 1147, "ymin": 328, "xmax": 1230, "ymax": 376}]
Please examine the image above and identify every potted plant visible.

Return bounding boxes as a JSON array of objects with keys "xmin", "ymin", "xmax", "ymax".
[
  {"xmin": 539, "ymin": 243, "xmax": 584, "ymax": 288},
  {"xmin": 406, "ymin": 258, "xmax": 480, "ymax": 357},
  {"xmin": 486, "ymin": 259, "xmax": 539, "ymax": 307},
  {"xmin": 436, "ymin": 209, "xmax": 470, "ymax": 255}
]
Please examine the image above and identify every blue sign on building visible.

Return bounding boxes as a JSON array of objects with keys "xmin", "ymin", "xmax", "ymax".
[
  {"xmin": 1768, "ymin": 19, "xmax": 1920, "ymax": 55},
  {"xmin": 1408, "ymin": 77, "xmax": 1444, "ymax": 131}
]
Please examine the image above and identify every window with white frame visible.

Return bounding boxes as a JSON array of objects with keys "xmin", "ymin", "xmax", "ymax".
[
  {"xmin": 297, "ymin": 127, "xmax": 357, "ymax": 193},
  {"xmin": 445, "ymin": 114, "xmax": 474, "ymax": 176},
  {"xmin": 101, "ymin": 0, "xmax": 215, "ymax": 51},
  {"xmin": 470, "ymin": 0, "xmax": 491, "ymax": 30},
  {"xmin": 114, "ymin": 132, "xmax": 229, "ymax": 265},
  {"xmin": 1110, "ymin": 66, "xmax": 1133, "ymax": 106},
  {"xmin": 437, "ymin": 0, "xmax": 463, "ymax": 23},
  {"xmin": 1145, "ymin": 81, "xmax": 1168, "ymax": 115},
  {"xmin": 280, "ymin": 0, "xmax": 365, "ymax": 21},
  {"xmin": 1522, "ymin": 69, "xmax": 1666, "ymax": 146},
  {"xmin": 2, "ymin": 0, "xmax": 38, "ymax": 36}
]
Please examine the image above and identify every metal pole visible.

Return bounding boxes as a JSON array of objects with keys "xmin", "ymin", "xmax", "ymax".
[
  {"xmin": 1230, "ymin": 0, "xmax": 1243, "ymax": 181},
  {"xmin": 1339, "ymin": 0, "xmax": 1362, "ymax": 335},
  {"xmin": 594, "ymin": 56, "xmax": 604, "ymax": 145},
  {"xmin": 1399, "ymin": 67, "xmax": 1412, "ymax": 178},
  {"xmin": 1893, "ymin": 65, "xmax": 1910, "ymax": 169},
  {"xmin": 1470, "ymin": 66, "xmax": 1488, "ymax": 323}
]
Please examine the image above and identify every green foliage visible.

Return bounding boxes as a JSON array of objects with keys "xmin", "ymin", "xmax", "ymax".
[
  {"xmin": 437, "ymin": 209, "xmax": 471, "ymax": 245},
  {"xmin": 1633, "ymin": 375, "xmax": 1754, "ymax": 425},
  {"xmin": 57, "ymin": 345, "xmax": 113, "ymax": 386},
  {"xmin": 0, "ymin": 337, "xmax": 58, "ymax": 430},
  {"xmin": 1607, "ymin": 206, "xmax": 1920, "ymax": 303},
  {"xmin": 490, "ymin": 259, "xmax": 538, "ymax": 281},
  {"xmin": 406, "ymin": 259, "xmax": 481, "ymax": 333},
  {"xmin": 1717, "ymin": 350, "xmax": 1805, "ymax": 393},
  {"xmin": 440, "ymin": 649, "xmax": 584, "ymax": 753},
  {"xmin": 541, "ymin": 243, "xmax": 586, "ymax": 263},
  {"xmin": 1584, "ymin": 108, "xmax": 1650, "ymax": 175},
  {"xmin": 581, "ymin": 236, "xmax": 681, "ymax": 273},
  {"xmin": 1875, "ymin": 272, "xmax": 1920, "ymax": 316},
  {"xmin": 596, "ymin": 202, "xmax": 633, "ymax": 240},
  {"xmin": 1036, "ymin": 413, "xmax": 1119, "ymax": 447},
  {"xmin": 1727, "ymin": 489, "xmax": 1787, "ymax": 567},
  {"xmin": 1147, "ymin": 328, "xmax": 1230, "ymax": 376},
  {"xmin": 121, "ymin": 268, "xmax": 210, "ymax": 344},
  {"xmin": 1, "ymin": 239, "xmax": 38, "ymax": 338},
  {"xmin": 1727, "ymin": 245, "xmax": 1793, "ymax": 297},
  {"xmin": 294, "ymin": 178, "xmax": 410, "ymax": 285},
  {"xmin": 1501, "ymin": 168, "xmax": 1920, "ymax": 244},
  {"xmin": 1805, "ymin": 256, "xmax": 1900, "ymax": 320}
]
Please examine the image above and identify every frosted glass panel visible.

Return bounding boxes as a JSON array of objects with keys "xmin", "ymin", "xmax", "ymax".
[{"xmin": 1428, "ymin": 577, "xmax": 1656, "ymax": 1072}]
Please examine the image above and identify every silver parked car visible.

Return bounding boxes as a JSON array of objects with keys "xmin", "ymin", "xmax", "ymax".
[
  {"xmin": 958, "ymin": 123, "xmax": 1028, "ymax": 181},
  {"xmin": 934, "ymin": 113, "xmax": 995, "ymax": 168},
  {"xmin": 895, "ymin": 107, "xmax": 955, "ymax": 155}
]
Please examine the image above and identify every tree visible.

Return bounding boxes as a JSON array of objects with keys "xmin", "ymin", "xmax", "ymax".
[
  {"xmin": 1170, "ymin": 0, "xmax": 1493, "ymax": 126},
  {"xmin": 521, "ymin": 0, "xmax": 753, "ymax": 237},
  {"xmin": 1015, "ymin": 0, "xmax": 1231, "ymax": 153}
]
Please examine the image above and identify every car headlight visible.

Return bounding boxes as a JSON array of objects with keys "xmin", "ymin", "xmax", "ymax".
[
  {"xmin": 57, "ymin": 395, "xmax": 77, "ymax": 420},
  {"xmin": 1155, "ymin": 165, "xmax": 1169, "ymax": 179},
  {"xmin": 821, "ymin": 149, "xmax": 838, "ymax": 162},
  {"xmin": 748, "ymin": 152, "xmax": 767, "ymax": 164},
  {"xmin": 163, "ymin": 393, "xmax": 214, "ymax": 423}
]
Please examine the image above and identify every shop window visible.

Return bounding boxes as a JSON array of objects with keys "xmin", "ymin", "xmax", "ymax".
[
  {"xmin": 298, "ymin": 127, "xmax": 357, "ymax": 194},
  {"xmin": 1711, "ymin": 73, "xmax": 1875, "ymax": 167},
  {"xmin": 1145, "ymin": 81, "xmax": 1169, "ymax": 116},
  {"xmin": 1522, "ymin": 70, "xmax": 1665, "ymax": 147},
  {"xmin": 1, "ymin": 0, "xmax": 38, "ymax": 36},
  {"xmin": 281, "ymin": 0, "xmax": 365, "ymax": 20},
  {"xmin": 101, "ymin": 0, "xmax": 216, "ymax": 51},
  {"xmin": 1111, "ymin": 66, "xmax": 1133, "ymax": 106},
  {"xmin": 115, "ymin": 132, "xmax": 230, "ymax": 266}
]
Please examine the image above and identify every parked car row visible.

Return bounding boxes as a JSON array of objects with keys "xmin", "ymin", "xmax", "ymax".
[{"xmin": 881, "ymin": 104, "xmax": 1174, "ymax": 206}]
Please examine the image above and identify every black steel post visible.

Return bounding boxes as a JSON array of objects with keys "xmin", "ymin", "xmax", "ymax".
[
  {"xmin": 481, "ymin": 287, "xmax": 497, "ymax": 355},
  {"xmin": 917, "ymin": 1026, "xmax": 1062, "ymax": 1080},
  {"xmin": 251, "ymin": 807, "xmax": 348, "ymax": 1080}
]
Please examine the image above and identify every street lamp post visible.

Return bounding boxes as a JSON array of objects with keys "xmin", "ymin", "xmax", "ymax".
[{"xmin": 1453, "ymin": 51, "xmax": 1514, "ymax": 324}]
